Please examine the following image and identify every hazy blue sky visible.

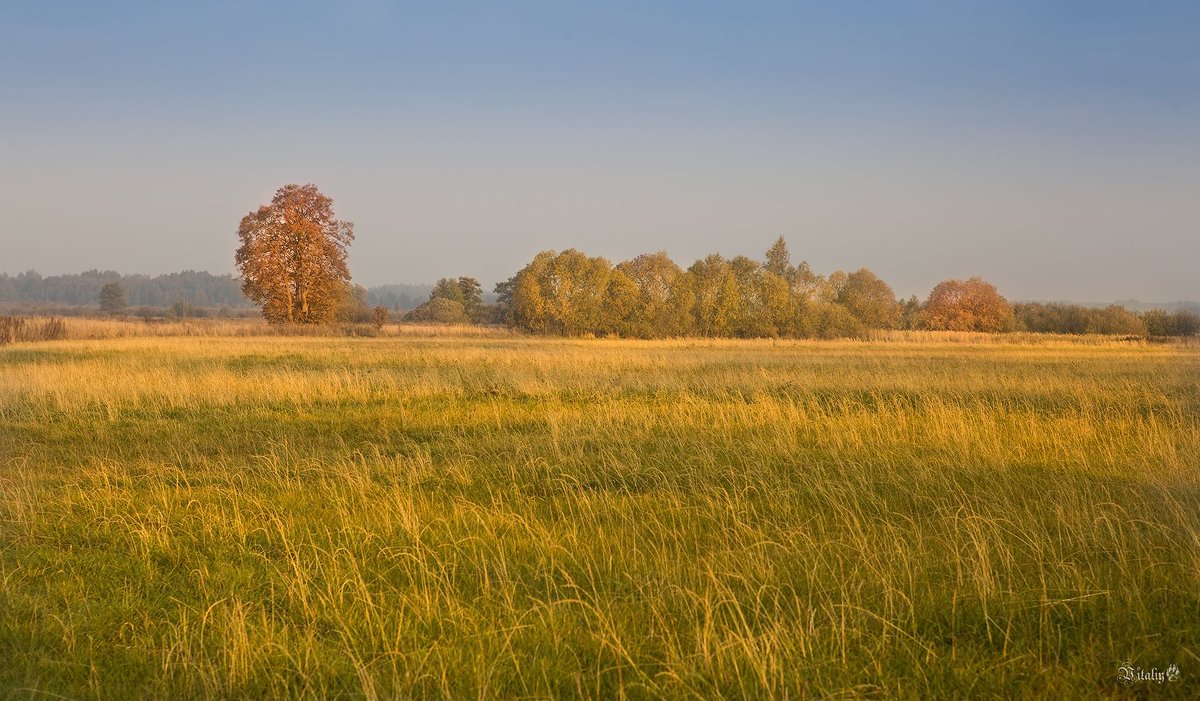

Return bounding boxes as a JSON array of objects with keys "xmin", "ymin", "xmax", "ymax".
[{"xmin": 2, "ymin": 1, "xmax": 1197, "ymax": 300}]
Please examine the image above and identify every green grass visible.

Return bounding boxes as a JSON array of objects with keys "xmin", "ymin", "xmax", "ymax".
[{"xmin": 1, "ymin": 334, "xmax": 1198, "ymax": 698}]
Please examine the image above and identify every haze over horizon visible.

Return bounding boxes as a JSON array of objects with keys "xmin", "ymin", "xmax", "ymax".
[{"xmin": 2, "ymin": 2, "xmax": 1197, "ymax": 301}]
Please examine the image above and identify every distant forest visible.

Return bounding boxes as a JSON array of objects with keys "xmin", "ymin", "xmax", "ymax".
[{"xmin": 0, "ymin": 271, "xmax": 432, "ymax": 312}]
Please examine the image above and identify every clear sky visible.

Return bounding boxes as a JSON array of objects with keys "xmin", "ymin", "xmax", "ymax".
[{"xmin": 2, "ymin": 1, "xmax": 1197, "ymax": 301}]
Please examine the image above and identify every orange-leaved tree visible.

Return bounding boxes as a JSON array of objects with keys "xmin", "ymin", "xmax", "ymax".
[
  {"xmin": 235, "ymin": 184, "xmax": 354, "ymax": 324},
  {"xmin": 918, "ymin": 276, "xmax": 1013, "ymax": 332}
]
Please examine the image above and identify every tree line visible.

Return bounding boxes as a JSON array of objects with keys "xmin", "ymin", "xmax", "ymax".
[
  {"xmin": 484, "ymin": 240, "xmax": 1013, "ymax": 338},
  {"xmin": 0, "ymin": 270, "xmax": 253, "ymax": 309},
  {"xmin": 21, "ymin": 184, "xmax": 1195, "ymax": 338},
  {"xmin": 0, "ymin": 269, "xmax": 430, "ymax": 316},
  {"xmin": 485, "ymin": 244, "xmax": 1199, "ymax": 338},
  {"xmin": 1013, "ymin": 302, "xmax": 1199, "ymax": 337},
  {"xmin": 391, "ymin": 240, "xmax": 1196, "ymax": 339}
]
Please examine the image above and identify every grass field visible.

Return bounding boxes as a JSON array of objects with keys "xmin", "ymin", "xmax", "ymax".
[{"xmin": 2, "ymin": 329, "xmax": 1198, "ymax": 698}]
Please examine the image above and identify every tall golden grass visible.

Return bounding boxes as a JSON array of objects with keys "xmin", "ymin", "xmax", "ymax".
[
  {"xmin": 1, "ymin": 332, "xmax": 1197, "ymax": 697},
  {"xmin": 7, "ymin": 315, "xmax": 512, "ymax": 340},
  {"xmin": 9, "ymin": 314, "xmax": 1186, "ymax": 346}
]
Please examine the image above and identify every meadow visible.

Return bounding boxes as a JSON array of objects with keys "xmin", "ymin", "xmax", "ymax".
[{"xmin": 1, "ymin": 323, "xmax": 1198, "ymax": 698}]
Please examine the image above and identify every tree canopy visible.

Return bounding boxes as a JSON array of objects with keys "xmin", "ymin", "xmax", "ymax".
[
  {"xmin": 403, "ymin": 297, "xmax": 470, "ymax": 324},
  {"xmin": 497, "ymin": 240, "xmax": 898, "ymax": 339},
  {"xmin": 835, "ymin": 268, "xmax": 900, "ymax": 329},
  {"xmin": 98, "ymin": 282, "xmax": 126, "ymax": 315},
  {"xmin": 918, "ymin": 277, "xmax": 1014, "ymax": 332},
  {"xmin": 429, "ymin": 277, "xmax": 485, "ymax": 322},
  {"xmin": 235, "ymin": 184, "xmax": 354, "ymax": 324}
]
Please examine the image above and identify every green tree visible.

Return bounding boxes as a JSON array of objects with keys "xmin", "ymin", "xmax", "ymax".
[
  {"xmin": 169, "ymin": 301, "xmax": 206, "ymax": 319},
  {"xmin": 820, "ymin": 270, "xmax": 848, "ymax": 303},
  {"xmin": 1143, "ymin": 309, "xmax": 1200, "ymax": 337},
  {"xmin": 665, "ymin": 270, "xmax": 697, "ymax": 337},
  {"xmin": 810, "ymin": 302, "xmax": 867, "ymax": 339},
  {"xmin": 1176, "ymin": 311, "xmax": 1200, "ymax": 336},
  {"xmin": 900, "ymin": 295, "xmax": 922, "ymax": 330},
  {"xmin": 792, "ymin": 260, "xmax": 824, "ymax": 302},
  {"xmin": 729, "ymin": 255, "xmax": 772, "ymax": 337},
  {"xmin": 689, "ymin": 255, "xmax": 742, "ymax": 337},
  {"xmin": 505, "ymin": 251, "xmax": 556, "ymax": 333},
  {"xmin": 98, "ymin": 282, "xmax": 126, "ymax": 315},
  {"xmin": 764, "ymin": 236, "xmax": 793, "ymax": 279},
  {"xmin": 430, "ymin": 278, "xmax": 464, "ymax": 304},
  {"xmin": 763, "ymin": 237, "xmax": 823, "ymax": 301},
  {"xmin": 615, "ymin": 252, "xmax": 691, "ymax": 337},
  {"xmin": 0, "ymin": 275, "xmax": 18, "ymax": 303},
  {"xmin": 337, "ymin": 284, "xmax": 371, "ymax": 322},
  {"xmin": 545, "ymin": 250, "xmax": 612, "ymax": 335},
  {"xmin": 836, "ymin": 268, "xmax": 900, "ymax": 328},
  {"xmin": 456, "ymin": 277, "xmax": 484, "ymax": 322},
  {"xmin": 602, "ymin": 268, "xmax": 641, "ymax": 337},
  {"xmin": 759, "ymin": 271, "xmax": 797, "ymax": 336},
  {"xmin": 403, "ymin": 298, "xmax": 469, "ymax": 324},
  {"xmin": 497, "ymin": 249, "xmax": 616, "ymax": 335},
  {"xmin": 1013, "ymin": 302, "xmax": 1148, "ymax": 336},
  {"xmin": 1090, "ymin": 305, "xmax": 1146, "ymax": 336},
  {"xmin": 431, "ymin": 277, "xmax": 485, "ymax": 323}
]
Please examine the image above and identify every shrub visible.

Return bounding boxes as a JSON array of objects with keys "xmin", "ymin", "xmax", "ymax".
[
  {"xmin": 170, "ymin": 301, "xmax": 209, "ymax": 319},
  {"xmin": 403, "ymin": 298, "xmax": 470, "ymax": 324},
  {"xmin": 1143, "ymin": 309, "xmax": 1200, "ymax": 337},
  {"xmin": 807, "ymin": 303, "xmax": 867, "ymax": 339},
  {"xmin": 372, "ymin": 306, "xmax": 388, "ymax": 330}
]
